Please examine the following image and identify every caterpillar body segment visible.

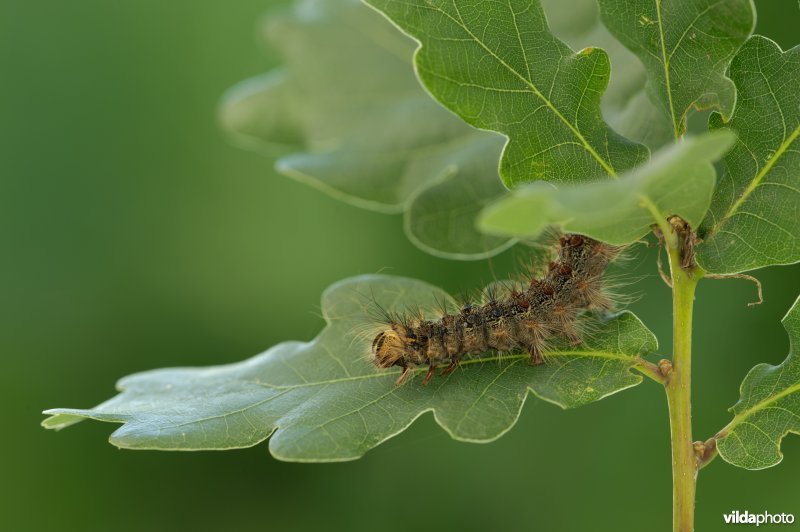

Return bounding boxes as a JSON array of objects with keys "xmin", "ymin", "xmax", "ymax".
[{"xmin": 370, "ymin": 235, "xmax": 622, "ymax": 385}]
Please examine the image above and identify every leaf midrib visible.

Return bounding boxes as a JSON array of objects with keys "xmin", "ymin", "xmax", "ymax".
[
  {"xmin": 258, "ymin": 349, "xmax": 638, "ymax": 390},
  {"xmin": 655, "ymin": 0, "xmax": 679, "ymax": 137},
  {"xmin": 710, "ymin": 124, "xmax": 800, "ymax": 236},
  {"xmin": 419, "ymin": 0, "xmax": 618, "ymax": 177},
  {"xmin": 728, "ymin": 378, "xmax": 800, "ymax": 433},
  {"xmin": 66, "ymin": 351, "xmax": 635, "ymax": 429}
]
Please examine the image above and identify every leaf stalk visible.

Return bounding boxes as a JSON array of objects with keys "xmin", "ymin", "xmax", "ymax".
[{"xmin": 634, "ymin": 357, "xmax": 667, "ymax": 384}]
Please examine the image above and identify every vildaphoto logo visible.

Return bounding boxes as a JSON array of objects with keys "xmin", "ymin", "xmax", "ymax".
[{"xmin": 724, "ymin": 510, "xmax": 795, "ymax": 526}]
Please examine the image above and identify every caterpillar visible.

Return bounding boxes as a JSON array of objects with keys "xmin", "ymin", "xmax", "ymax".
[{"xmin": 370, "ymin": 234, "xmax": 623, "ymax": 385}]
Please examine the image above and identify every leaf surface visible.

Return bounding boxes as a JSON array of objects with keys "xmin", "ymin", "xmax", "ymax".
[
  {"xmin": 697, "ymin": 37, "xmax": 800, "ymax": 274},
  {"xmin": 543, "ymin": 0, "xmax": 671, "ymax": 149},
  {"xmin": 478, "ymin": 132, "xmax": 735, "ymax": 244},
  {"xmin": 220, "ymin": 0, "xmax": 512, "ymax": 259},
  {"xmin": 222, "ymin": 0, "xmax": 672, "ymax": 258},
  {"xmin": 596, "ymin": 0, "xmax": 754, "ymax": 137},
  {"xmin": 364, "ymin": 0, "xmax": 649, "ymax": 187},
  {"xmin": 717, "ymin": 295, "xmax": 800, "ymax": 470},
  {"xmin": 43, "ymin": 276, "xmax": 656, "ymax": 461}
]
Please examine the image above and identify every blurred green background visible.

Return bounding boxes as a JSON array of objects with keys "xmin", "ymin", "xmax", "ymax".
[{"xmin": 2, "ymin": 1, "xmax": 799, "ymax": 530}]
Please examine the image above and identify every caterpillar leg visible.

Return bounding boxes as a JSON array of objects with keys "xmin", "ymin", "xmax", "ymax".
[
  {"xmin": 563, "ymin": 326, "xmax": 582, "ymax": 346},
  {"xmin": 440, "ymin": 358, "xmax": 460, "ymax": 377},
  {"xmin": 395, "ymin": 367, "xmax": 411, "ymax": 386},
  {"xmin": 528, "ymin": 344, "xmax": 545, "ymax": 366},
  {"xmin": 422, "ymin": 364, "xmax": 437, "ymax": 386}
]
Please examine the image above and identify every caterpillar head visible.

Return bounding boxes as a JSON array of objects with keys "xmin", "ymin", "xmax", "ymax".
[{"xmin": 371, "ymin": 326, "xmax": 409, "ymax": 369}]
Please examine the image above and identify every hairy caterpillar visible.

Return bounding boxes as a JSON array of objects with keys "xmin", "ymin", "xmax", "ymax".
[{"xmin": 370, "ymin": 234, "xmax": 623, "ymax": 385}]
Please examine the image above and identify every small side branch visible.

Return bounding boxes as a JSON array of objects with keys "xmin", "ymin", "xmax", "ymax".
[
  {"xmin": 652, "ymin": 227, "xmax": 673, "ymax": 288},
  {"xmin": 705, "ymin": 272, "xmax": 763, "ymax": 306}
]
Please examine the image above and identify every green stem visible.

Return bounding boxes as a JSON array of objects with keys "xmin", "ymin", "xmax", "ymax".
[{"xmin": 665, "ymin": 241, "xmax": 703, "ymax": 532}]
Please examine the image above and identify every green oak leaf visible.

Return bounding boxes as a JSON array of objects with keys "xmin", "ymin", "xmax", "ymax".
[
  {"xmin": 697, "ymin": 37, "xmax": 800, "ymax": 274},
  {"xmin": 43, "ymin": 275, "xmax": 656, "ymax": 462},
  {"xmin": 478, "ymin": 131, "xmax": 735, "ymax": 245},
  {"xmin": 221, "ymin": 69, "xmax": 304, "ymax": 152},
  {"xmin": 596, "ymin": 0, "xmax": 755, "ymax": 138},
  {"xmin": 222, "ymin": 0, "xmax": 670, "ymax": 258},
  {"xmin": 717, "ymin": 294, "xmax": 800, "ymax": 470},
  {"xmin": 543, "ymin": 0, "xmax": 672, "ymax": 149},
  {"xmin": 364, "ymin": 0, "xmax": 650, "ymax": 187},
  {"xmin": 220, "ymin": 0, "xmax": 513, "ymax": 259}
]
